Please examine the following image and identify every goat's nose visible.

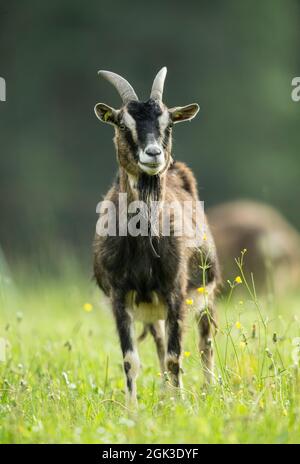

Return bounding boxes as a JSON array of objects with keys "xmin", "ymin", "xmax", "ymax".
[{"xmin": 145, "ymin": 145, "xmax": 161, "ymax": 157}]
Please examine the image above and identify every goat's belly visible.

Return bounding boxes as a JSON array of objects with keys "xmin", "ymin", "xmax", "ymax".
[{"xmin": 126, "ymin": 291, "xmax": 167, "ymax": 323}]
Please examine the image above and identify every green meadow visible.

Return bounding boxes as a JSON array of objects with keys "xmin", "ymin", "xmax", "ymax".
[{"xmin": 0, "ymin": 254, "xmax": 300, "ymax": 444}]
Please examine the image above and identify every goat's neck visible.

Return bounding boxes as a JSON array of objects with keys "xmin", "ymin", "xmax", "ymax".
[{"xmin": 119, "ymin": 168, "xmax": 166, "ymax": 205}]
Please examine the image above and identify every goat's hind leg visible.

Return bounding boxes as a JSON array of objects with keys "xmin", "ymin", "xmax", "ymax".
[
  {"xmin": 197, "ymin": 307, "xmax": 215, "ymax": 383},
  {"xmin": 149, "ymin": 321, "xmax": 166, "ymax": 374},
  {"xmin": 194, "ymin": 287, "xmax": 217, "ymax": 384}
]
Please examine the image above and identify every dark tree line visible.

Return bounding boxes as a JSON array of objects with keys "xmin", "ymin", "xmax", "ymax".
[{"xmin": 0, "ymin": 0, "xmax": 299, "ymax": 262}]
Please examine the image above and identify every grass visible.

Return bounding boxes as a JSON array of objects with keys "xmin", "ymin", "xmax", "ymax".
[{"xmin": 0, "ymin": 254, "xmax": 300, "ymax": 444}]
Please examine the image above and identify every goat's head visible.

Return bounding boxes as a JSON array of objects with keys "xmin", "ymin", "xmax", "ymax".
[{"xmin": 94, "ymin": 67, "xmax": 199, "ymax": 177}]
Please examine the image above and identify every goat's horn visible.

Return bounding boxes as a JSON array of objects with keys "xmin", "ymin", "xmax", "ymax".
[
  {"xmin": 150, "ymin": 66, "xmax": 167, "ymax": 101},
  {"xmin": 98, "ymin": 70, "xmax": 138, "ymax": 104}
]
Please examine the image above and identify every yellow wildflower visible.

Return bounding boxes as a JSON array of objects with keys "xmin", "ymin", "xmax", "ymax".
[
  {"xmin": 235, "ymin": 321, "xmax": 242, "ymax": 330},
  {"xmin": 259, "ymin": 399, "xmax": 264, "ymax": 409},
  {"xmin": 235, "ymin": 276, "xmax": 242, "ymax": 284},
  {"xmin": 239, "ymin": 341, "xmax": 246, "ymax": 349},
  {"xmin": 184, "ymin": 351, "xmax": 191, "ymax": 358},
  {"xmin": 203, "ymin": 233, "xmax": 207, "ymax": 241},
  {"xmin": 116, "ymin": 379, "xmax": 123, "ymax": 389},
  {"xmin": 83, "ymin": 303, "xmax": 93, "ymax": 312},
  {"xmin": 185, "ymin": 299, "xmax": 194, "ymax": 305},
  {"xmin": 197, "ymin": 286, "xmax": 205, "ymax": 294}
]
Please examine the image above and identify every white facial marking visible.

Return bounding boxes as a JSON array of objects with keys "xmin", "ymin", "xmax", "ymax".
[
  {"xmin": 139, "ymin": 136, "xmax": 165, "ymax": 175},
  {"xmin": 158, "ymin": 109, "xmax": 170, "ymax": 133},
  {"xmin": 123, "ymin": 109, "xmax": 138, "ymax": 143}
]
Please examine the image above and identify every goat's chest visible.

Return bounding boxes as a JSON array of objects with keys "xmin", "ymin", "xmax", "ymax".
[{"xmin": 103, "ymin": 235, "xmax": 180, "ymax": 297}]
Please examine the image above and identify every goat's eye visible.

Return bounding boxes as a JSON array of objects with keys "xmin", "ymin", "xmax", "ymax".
[
  {"xmin": 119, "ymin": 123, "xmax": 126, "ymax": 131},
  {"xmin": 168, "ymin": 122, "xmax": 173, "ymax": 129}
]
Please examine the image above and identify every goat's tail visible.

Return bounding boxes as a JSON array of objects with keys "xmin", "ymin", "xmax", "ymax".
[{"xmin": 138, "ymin": 324, "xmax": 150, "ymax": 342}]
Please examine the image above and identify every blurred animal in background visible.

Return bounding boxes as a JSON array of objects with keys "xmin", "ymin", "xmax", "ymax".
[{"xmin": 208, "ymin": 200, "xmax": 300, "ymax": 296}]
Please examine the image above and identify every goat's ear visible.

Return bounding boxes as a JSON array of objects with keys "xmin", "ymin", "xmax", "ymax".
[
  {"xmin": 94, "ymin": 103, "xmax": 118, "ymax": 125},
  {"xmin": 169, "ymin": 103, "xmax": 200, "ymax": 124}
]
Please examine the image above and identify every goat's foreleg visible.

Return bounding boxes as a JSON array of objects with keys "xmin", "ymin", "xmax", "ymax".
[
  {"xmin": 112, "ymin": 295, "xmax": 140, "ymax": 408},
  {"xmin": 165, "ymin": 293, "xmax": 184, "ymax": 390}
]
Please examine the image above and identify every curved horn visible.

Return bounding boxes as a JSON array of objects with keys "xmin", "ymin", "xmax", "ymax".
[
  {"xmin": 98, "ymin": 70, "xmax": 138, "ymax": 104},
  {"xmin": 150, "ymin": 66, "xmax": 167, "ymax": 101}
]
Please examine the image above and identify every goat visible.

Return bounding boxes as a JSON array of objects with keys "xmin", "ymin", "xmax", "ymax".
[
  {"xmin": 208, "ymin": 200, "xmax": 300, "ymax": 295},
  {"xmin": 93, "ymin": 67, "xmax": 220, "ymax": 406}
]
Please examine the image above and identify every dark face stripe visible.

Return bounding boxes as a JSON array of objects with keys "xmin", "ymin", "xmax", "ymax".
[{"xmin": 127, "ymin": 99, "xmax": 163, "ymax": 148}]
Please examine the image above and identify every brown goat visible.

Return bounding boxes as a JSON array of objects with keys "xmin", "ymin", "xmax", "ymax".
[
  {"xmin": 93, "ymin": 68, "xmax": 220, "ymax": 406},
  {"xmin": 208, "ymin": 200, "xmax": 300, "ymax": 295}
]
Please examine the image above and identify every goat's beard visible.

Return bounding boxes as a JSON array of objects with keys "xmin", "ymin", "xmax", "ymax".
[
  {"xmin": 137, "ymin": 173, "xmax": 161, "ymax": 204},
  {"xmin": 136, "ymin": 173, "xmax": 161, "ymax": 247}
]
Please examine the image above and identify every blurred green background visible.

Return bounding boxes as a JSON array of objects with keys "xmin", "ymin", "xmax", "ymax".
[{"xmin": 0, "ymin": 0, "xmax": 299, "ymax": 266}]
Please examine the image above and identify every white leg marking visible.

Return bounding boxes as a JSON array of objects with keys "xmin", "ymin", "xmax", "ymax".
[{"xmin": 124, "ymin": 350, "xmax": 140, "ymax": 408}]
